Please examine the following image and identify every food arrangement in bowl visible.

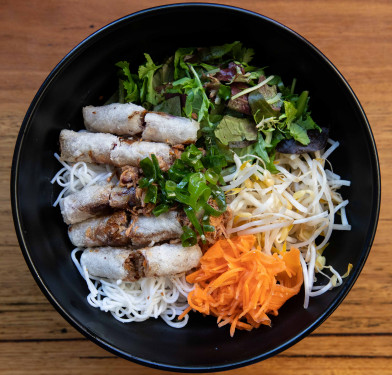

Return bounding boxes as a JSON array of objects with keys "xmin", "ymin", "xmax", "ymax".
[
  {"xmin": 51, "ymin": 41, "xmax": 352, "ymax": 335},
  {"xmin": 11, "ymin": 4, "xmax": 380, "ymax": 372}
]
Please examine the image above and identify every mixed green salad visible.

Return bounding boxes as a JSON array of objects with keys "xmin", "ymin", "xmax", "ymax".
[
  {"xmin": 110, "ymin": 41, "xmax": 327, "ymax": 246},
  {"xmin": 114, "ymin": 41, "xmax": 323, "ymax": 171}
]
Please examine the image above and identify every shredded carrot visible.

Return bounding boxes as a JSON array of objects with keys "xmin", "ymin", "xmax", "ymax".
[
  {"xmin": 185, "ymin": 235, "xmax": 303, "ymax": 336},
  {"xmin": 178, "ymin": 306, "xmax": 192, "ymax": 321}
]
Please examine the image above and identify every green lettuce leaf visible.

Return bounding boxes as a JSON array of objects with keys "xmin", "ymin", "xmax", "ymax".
[
  {"xmin": 247, "ymin": 69, "xmax": 265, "ymax": 81},
  {"xmin": 171, "ymin": 65, "xmax": 213, "ymax": 124},
  {"xmin": 215, "ymin": 115, "xmax": 257, "ymax": 145},
  {"xmin": 283, "ymin": 101, "xmax": 297, "ymax": 125},
  {"xmin": 153, "ymin": 56, "xmax": 174, "ymax": 90},
  {"xmin": 269, "ymin": 130, "xmax": 285, "ymax": 148},
  {"xmin": 138, "ymin": 53, "xmax": 163, "ymax": 105},
  {"xmin": 153, "ymin": 96, "xmax": 182, "ymax": 116},
  {"xmin": 282, "ymin": 101, "xmax": 320, "ymax": 145},
  {"xmin": 185, "ymin": 87, "xmax": 206, "ymax": 119},
  {"xmin": 253, "ymin": 132, "xmax": 270, "ymax": 163},
  {"xmin": 289, "ymin": 123, "xmax": 310, "ymax": 144},
  {"xmin": 233, "ymin": 132, "xmax": 279, "ymax": 173},
  {"xmin": 174, "ymin": 47, "xmax": 194, "ymax": 80},
  {"xmin": 249, "ymin": 91, "xmax": 280, "ymax": 123}
]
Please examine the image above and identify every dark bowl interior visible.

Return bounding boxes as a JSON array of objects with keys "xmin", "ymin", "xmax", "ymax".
[{"xmin": 11, "ymin": 4, "xmax": 380, "ymax": 372}]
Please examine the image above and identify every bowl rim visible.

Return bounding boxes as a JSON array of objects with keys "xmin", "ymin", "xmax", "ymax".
[{"xmin": 11, "ymin": 2, "xmax": 381, "ymax": 372}]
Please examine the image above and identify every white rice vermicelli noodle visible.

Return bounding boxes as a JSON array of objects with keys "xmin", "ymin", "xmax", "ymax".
[{"xmin": 71, "ymin": 248, "xmax": 194, "ymax": 328}]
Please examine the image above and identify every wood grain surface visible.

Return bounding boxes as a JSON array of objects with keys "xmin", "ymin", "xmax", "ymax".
[{"xmin": 1, "ymin": 0, "xmax": 391, "ymax": 374}]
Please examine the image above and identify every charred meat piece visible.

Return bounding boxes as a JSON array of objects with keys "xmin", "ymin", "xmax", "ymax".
[{"xmin": 118, "ymin": 166, "xmax": 140, "ymax": 187}]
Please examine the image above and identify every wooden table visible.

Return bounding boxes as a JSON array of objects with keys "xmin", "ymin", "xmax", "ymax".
[{"xmin": 1, "ymin": 1, "xmax": 391, "ymax": 374}]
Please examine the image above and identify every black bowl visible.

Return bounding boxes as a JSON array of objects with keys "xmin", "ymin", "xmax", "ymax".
[{"xmin": 11, "ymin": 3, "xmax": 380, "ymax": 372}]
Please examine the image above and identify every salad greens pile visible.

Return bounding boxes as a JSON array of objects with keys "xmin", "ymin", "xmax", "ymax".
[
  {"xmin": 113, "ymin": 41, "xmax": 324, "ymax": 246},
  {"xmin": 115, "ymin": 41, "xmax": 321, "ymax": 172}
]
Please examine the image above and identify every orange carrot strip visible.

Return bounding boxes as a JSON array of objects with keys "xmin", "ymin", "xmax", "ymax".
[
  {"xmin": 178, "ymin": 306, "xmax": 192, "ymax": 321},
  {"xmin": 186, "ymin": 235, "xmax": 303, "ymax": 336}
]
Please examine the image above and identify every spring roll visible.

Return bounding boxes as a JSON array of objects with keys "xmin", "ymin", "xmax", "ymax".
[
  {"xmin": 127, "ymin": 211, "xmax": 183, "ymax": 246},
  {"xmin": 80, "ymin": 243, "xmax": 202, "ymax": 281},
  {"xmin": 60, "ymin": 129, "xmax": 174, "ymax": 170},
  {"xmin": 110, "ymin": 139, "xmax": 174, "ymax": 170},
  {"xmin": 60, "ymin": 183, "xmax": 140, "ymax": 225},
  {"xmin": 68, "ymin": 211, "xmax": 183, "ymax": 248},
  {"xmin": 60, "ymin": 129, "xmax": 116, "ymax": 164},
  {"xmin": 142, "ymin": 112, "xmax": 199, "ymax": 145},
  {"xmin": 69, "ymin": 211, "xmax": 129, "ymax": 248},
  {"xmin": 83, "ymin": 102, "xmax": 146, "ymax": 136}
]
